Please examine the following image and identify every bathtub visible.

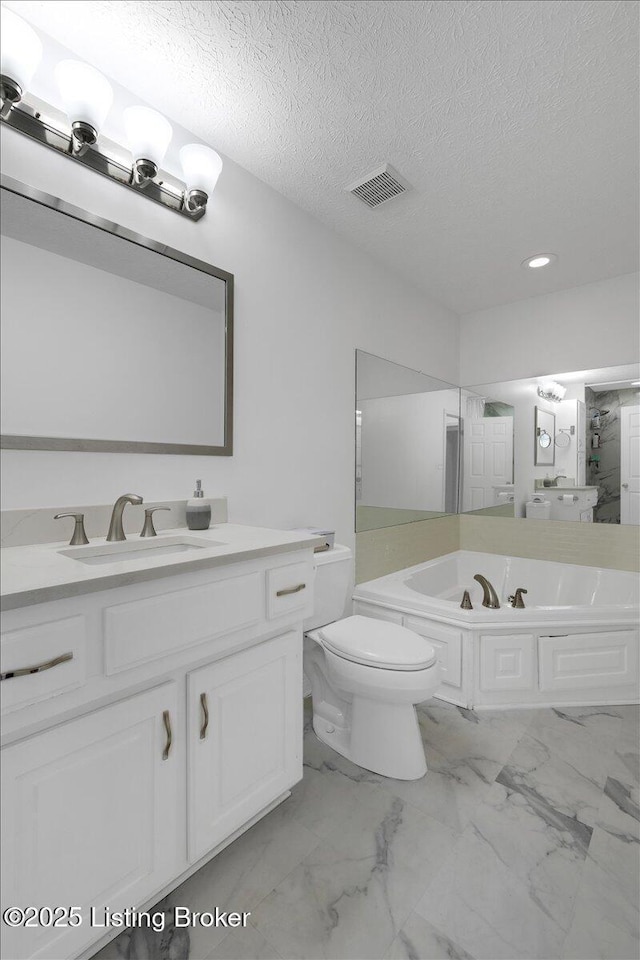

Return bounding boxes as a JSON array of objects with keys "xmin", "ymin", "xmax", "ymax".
[{"xmin": 353, "ymin": 551, "xmax": 639, "ymax": 709}]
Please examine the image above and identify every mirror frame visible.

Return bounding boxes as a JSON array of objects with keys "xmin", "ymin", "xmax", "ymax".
[{"xmin": 0, "ymin": 175, "xmax": 234, "ymax": 456}]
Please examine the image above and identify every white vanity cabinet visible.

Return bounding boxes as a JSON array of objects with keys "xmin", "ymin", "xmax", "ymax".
[
  {"xmin": 0, "ymin": 545, "xmax": 314, "ymax": 960},
  {"xmin": 188, "ymin": 631, "xmax": 301, "ymax": 861},
  {"xmin": 1, "ymin": 682, "xmax": 181, "ymax": 960}
]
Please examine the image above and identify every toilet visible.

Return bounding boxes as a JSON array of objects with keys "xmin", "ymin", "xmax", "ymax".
[{"xmin": 303, "ymin": 544, "xmax": 441, "ymax": 780}]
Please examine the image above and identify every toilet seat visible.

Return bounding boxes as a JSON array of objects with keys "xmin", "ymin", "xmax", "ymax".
[{"xmin": 318, "ymin": 615, "xmax": 436, "ymax": 671}]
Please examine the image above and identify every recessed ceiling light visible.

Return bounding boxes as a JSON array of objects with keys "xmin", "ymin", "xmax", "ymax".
[{"xmin": 521, "ymin": 253, "xmax": 557, "ymax": 269}]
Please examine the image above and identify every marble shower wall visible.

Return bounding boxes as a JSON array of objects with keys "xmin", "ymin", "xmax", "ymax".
[{"xmin": 586, "ymin": 387, "xmax": 639, "ymax": 523}]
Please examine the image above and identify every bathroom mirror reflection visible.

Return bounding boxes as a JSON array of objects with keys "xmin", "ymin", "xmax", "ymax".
[
  {"xmin": 0, "ymin": 177, "xmax": 234, "ymax": 455},
  {"xmin": 462, "ymin": 363, "xmax": 640, "ymax": 524},
  {"xmin": 355, "ymin": 350, "xmax": 460, "ymax": 532}
]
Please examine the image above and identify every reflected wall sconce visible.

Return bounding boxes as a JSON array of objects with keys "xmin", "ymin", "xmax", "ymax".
[
  {"xmin": 0, "ymin": 10, "xmax": 221, "ymax": 221},
  {"xmin": 537, "ymin": 381, "xmax": 566, "ymax": 403}
]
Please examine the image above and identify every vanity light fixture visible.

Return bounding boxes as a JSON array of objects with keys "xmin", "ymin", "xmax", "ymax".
[
  {"xmin": 522, "ymin": 253, "xmax": 557, "ymax": 269},
  {"xmin": 123, "ymin": 105, "xmax": 173, "ymax": 187},
  {"xmin": 55, "ymin": 60, "xmax": 113, "ymax": 157},
  {"xmin": 0, "ymin": 9, "xmax": 42, "ymax": 120},
  {"xmin": 537, "ymin": 380, "xmax": 566, "ymax": 403},
  {"xmin": 0, "ymin": 11, "xmax": 220, "ymax": 221},
  {"xmin": 179, "ymin": 143, "xmax": 223, "ymax": 219}
]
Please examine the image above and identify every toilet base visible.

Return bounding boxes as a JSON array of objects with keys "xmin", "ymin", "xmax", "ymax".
[{"xmin": 312, "ymin": 697, "xmax": 427, "ymax": 781}]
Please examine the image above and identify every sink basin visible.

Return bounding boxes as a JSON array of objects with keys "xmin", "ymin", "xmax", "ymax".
[{"xmin": 59, "ymin": 535, "xmax": 224, "ymax": 566}]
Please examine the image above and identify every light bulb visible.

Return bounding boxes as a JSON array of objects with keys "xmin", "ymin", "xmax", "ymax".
[
  {"xmin": 1, "ymin": 8, "xmax": 42, "ymax": 90},
  {"xmin": 0, "ymin": 8, "xmax": 42, "ymax": 117},
  {"xmin": 123, "ymin": 106, "xmax": 173, "ymax": 167},
  {"xmin": 180, "ymin": 144, "xmax": 223, "ymax": 195},
  {"xmin": 55, "ymin": 60, "xmax": 113, "ymax": 132},
  {"xmin": 522, "ymin": 253, "xmax": 557, "ymax": 270}
]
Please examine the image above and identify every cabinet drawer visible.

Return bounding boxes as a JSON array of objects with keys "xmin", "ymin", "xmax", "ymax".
[
  {"xmin": 539, "ymin": 631, "xmax": 639, "ymax": 691},
  {"xmin": 404, "ymin": 617, "xmax": 462, "ymax": 687},
  {"xmin": 266, "ymin": 561, "xmax": 313, "ymax": 620},
  {"xmin": 1, "ymin": 616, "xmax": 87, "ymax": 713},
  {"xmin": 480, "ymin": 634, "xmax": 535, "ymax": 692},
  {"xmin": 104, "ymin": 571, "xmax": 264, "ymax": 673}
]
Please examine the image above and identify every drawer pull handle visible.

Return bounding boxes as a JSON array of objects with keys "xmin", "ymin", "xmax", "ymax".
[
  {"xmin": 200, "ymin": 692, "xmax": 209, "ymax": 740},
  {"xmin": 1, "ymin": 652, "xmax": 73, "ymax": 682},
  {"xmin": 276, "ymin": 583, "xmax": 306, "ymax": 597},
  {"xmin": 162, "ymin": 710, "xmax": 172, "ymax": 761}
]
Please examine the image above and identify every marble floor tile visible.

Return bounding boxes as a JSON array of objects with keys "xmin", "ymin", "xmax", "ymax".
[
  {"xmin": 597, "ymin": 774, "xmax": 640, "ymax": 843},
  {"xmin": 414, "ymin": 829, "xmax": 567, "ymax": 960},
  {"xmin": 498, "ymin": 730, "xmax": 606, "ymax": 828},
  {"xmin": 205, "ymin": 922, "xmax": 283, "ymax": 960},
  {"xmin": 524, "ymin": 707, "xmax": 620, "ymax": 787},
  {"xmin": 417, "ymin": 700, "xmax": 533, "ymax": 766},
  {"xmin": 561, "ymin": 826, "xmax": 640, "ymax": 959},
  {"xmin": 385, "ymin": 911, "xmax": 474, "ymax": 960},
  {"xmin": 251, "ymin": 838, "xmax": 429, "ymax": 960}
]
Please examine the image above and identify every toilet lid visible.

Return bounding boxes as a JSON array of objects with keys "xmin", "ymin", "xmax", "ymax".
[{"xmin": 318, "ymin": 615, "xmax": 437, "ymax": 671}]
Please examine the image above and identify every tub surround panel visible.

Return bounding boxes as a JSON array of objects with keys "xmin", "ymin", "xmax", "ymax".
[
  {"xmin": 0, "ymin": 498, "xmax": 228, "ymax": 548},
  {"xmin": 355, "ymin": 516, "xmax": 459, "ymax": 584},
  {"xmin": 460, "ymin": 514, "xmax": 640, "ymax": 572}
]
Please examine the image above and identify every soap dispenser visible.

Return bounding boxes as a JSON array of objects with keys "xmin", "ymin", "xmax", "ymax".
[{"xmin": 186, "ymin": 480, "xmax": 211, "ymax": 530}]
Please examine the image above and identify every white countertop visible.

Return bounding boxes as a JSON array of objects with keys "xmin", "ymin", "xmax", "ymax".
[{"xmin": 1, "ymin": 524, "xmax": 325, "ymax": 611}]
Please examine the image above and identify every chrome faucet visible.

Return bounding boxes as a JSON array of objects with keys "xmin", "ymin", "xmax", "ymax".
[
  {"xmin": 473, "ymin": 574, "xmax": 500, "ymax": 609},
  {"xmin": 106, "ymin": 493, "xmax": 143, "ymax": 542}
]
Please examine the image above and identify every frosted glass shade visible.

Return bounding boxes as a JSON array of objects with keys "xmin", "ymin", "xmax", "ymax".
[
  {"xmin": 180, "ymin": 144, "xmax": 223, "ymax": 195},
  {"xmin": 123, "ymin": 106, "xmax": 172, "ymax": 165},
  {"xmin": 1, "ymin": 9, "xmax": 42, "ymax": 91},
  {"xmin": 54, "ymin": 60, "xmax": 113, "ymax": 131}
]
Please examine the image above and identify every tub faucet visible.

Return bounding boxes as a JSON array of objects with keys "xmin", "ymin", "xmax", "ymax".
[
  {"xmin": 107, "ymin": 493, "xmax": 143, "ymax": 542},
  {"xmin": 508, "ymin": 587, "xmax": 528, "ymax": 609},
  {"xmin": 473, "ymin": 574, "xmax": 500, "ymax": 609}
]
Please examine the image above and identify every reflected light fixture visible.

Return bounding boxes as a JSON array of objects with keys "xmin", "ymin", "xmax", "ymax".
[
  {"xmin": 0, "ymin": 10, "xmax": 220, "ymax": 221},
  {"xmin": 537, "ymin": 380, "xmax": 566, "ymax": 403},
  {"xmin": 0, "ymin": 8, "xmax": 42, "ymax": 119},
  {"xmin": 522, "ymin": 253, "xmax": 557, "ymax": 269}
]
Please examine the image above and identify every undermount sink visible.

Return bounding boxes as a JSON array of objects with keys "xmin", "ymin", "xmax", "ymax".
[{"xmin": 59, "ymin": 535, "xmax": 224, "ymax": 566}]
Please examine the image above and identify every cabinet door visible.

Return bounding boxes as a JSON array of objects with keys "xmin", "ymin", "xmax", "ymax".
[
  {"xmin": 1, "ymin": 683, "xmax": 180, "ymax": 960},
  {"xmin": 188, "ymin": 632, "xmax": 302, "ymax": 862}
]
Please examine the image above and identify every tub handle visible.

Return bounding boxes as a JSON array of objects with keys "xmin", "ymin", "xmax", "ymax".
[{"xmin": 508, "ymin": 588, "xmax": 528, "ymax": 609}]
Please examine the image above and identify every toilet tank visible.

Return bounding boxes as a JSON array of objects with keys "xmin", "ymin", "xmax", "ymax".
[{"xmin": 304, "ymin": 544, "xmax": 352, "ymax": 631}]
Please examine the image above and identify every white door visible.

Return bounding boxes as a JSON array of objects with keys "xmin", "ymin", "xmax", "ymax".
[
  {"xmin": 462, "ymin": 417, "xmax": 514, "ymax": 510},
  {"xmin": 621, "ymin": 405, "xmax": 640, "ymax": 525},
  {"xmin": 188, "ymin": 632, "xmax": 302, "ymax": 862},
  {"xmin": 1, "ymin": 683, "xmax": 181, "ymax": 960}
]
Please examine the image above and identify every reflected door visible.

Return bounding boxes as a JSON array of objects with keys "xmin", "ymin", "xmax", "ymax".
[
  {"xmin": 620, "ymin": 405, "xmax": 640, "ymax": 525},
  {"xmin": 462, "ymin": 417, "xmax": 513, "ymax": 510}
]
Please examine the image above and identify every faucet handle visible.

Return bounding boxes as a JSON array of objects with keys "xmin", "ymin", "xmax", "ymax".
[
  {"xmin": 54, "ymin": 513, "xmax": 89, "ymax": 546},
  {"xmin": 140, "ymin": 506, "xmax": 170, "ymax": 538},
  {"xmin": 508, "ymin": 587, "xmax": 528, "ymax": 609}
]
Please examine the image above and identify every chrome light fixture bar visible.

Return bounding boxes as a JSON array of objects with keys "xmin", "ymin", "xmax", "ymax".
[{"xmin": 0, "ymin": 11, "xmax": 221, "ymax": 221}]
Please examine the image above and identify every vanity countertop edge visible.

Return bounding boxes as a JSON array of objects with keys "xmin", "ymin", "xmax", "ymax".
[{"xmin": 1, "ymin": 524, "xmax": 326, "ymax": 611}]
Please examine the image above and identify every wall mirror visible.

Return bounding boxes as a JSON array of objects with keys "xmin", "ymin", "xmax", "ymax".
[
  {"xmin": 462, "ymin": 363, "xmax": 639, "ymax": 524},
  {"xmin": 535, "ymin": 407, "xmax": 556, "ymax": 465},
  {"xmin": 355, "ymin": 350, "xmax": 460, "ymax": 532},
  {"xmin": 0, "ymin": 176, "xmax": 233, "ymax": 455}
]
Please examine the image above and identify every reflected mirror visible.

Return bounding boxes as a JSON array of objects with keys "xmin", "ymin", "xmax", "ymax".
[
  {"xmin": 355, "ymin": 350, "xmax": 459, "ymax": 531},
  {"xmin": 0, "ymin": 177, "xmax": 233, "ymax": 455},
  {"xmin": 462, "ymin": 363, "xmax": 640, "ymax": 524}
]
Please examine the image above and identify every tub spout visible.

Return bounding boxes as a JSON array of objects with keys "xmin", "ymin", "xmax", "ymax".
[{"xmin": 473, "ymin": 574, "xmax": 500, "ymax": 609}]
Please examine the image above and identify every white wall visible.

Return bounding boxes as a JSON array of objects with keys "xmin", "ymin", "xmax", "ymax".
[
  {"xmin": 460, "ymin": 272, "xmax": 640, "ymax": 385},
  {"xmin": 360, "ymin": 390, "xmax": 459, "ymax": 511},
  {"xmin": 0, "ymin": 127, "xmax": 459, "ymax": 551}
]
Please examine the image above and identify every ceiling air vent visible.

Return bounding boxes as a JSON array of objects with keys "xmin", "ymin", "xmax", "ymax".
[{"xmin": 347, "ymin": 164, "xmax": 411, "ymax": 208}]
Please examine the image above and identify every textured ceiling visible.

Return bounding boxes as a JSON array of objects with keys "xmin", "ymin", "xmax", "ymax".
[{"xmin": 5, "ymin": 0, "xmax": 639, "ymax": 314}]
